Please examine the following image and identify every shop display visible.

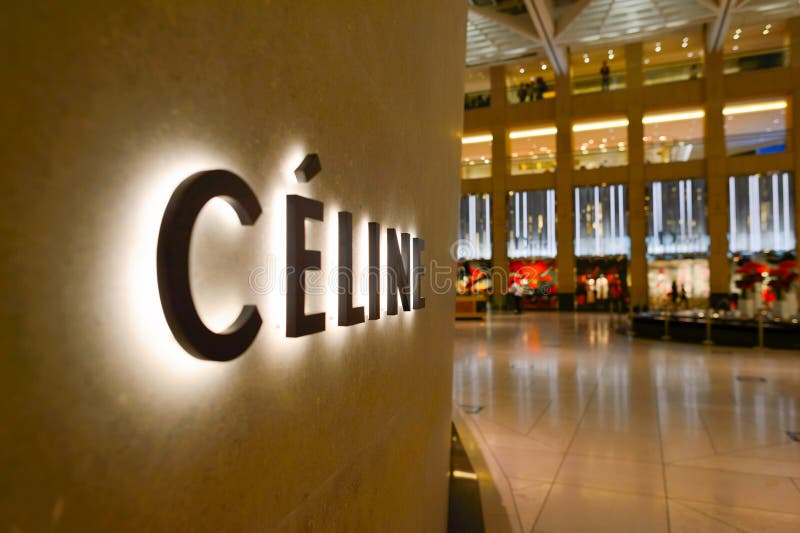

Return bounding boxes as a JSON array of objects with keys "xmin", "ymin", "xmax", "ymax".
[
  {"xmin": 575, "ymin": 257, "xmax": 628, "ymax": 310},
  {"xmin": 457, "ymin": 260, "xmax": 493, "ymax": 295},
  {"xmin": 508, "ymin": 259, "xmax": 557, "ymax": 309},
  {"xmin": 647, "ymin": 258, "xmax": 710, "ymax": 310}
]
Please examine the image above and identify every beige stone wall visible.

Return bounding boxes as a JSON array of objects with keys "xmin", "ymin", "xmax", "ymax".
[{"xmin": 0, "ymin": 2, "xmax": 465, "ymax": 530}]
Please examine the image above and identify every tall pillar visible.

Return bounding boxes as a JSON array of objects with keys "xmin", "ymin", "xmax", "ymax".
[
  {"xmin": 626, "ymin": 43, "xmax": 647, "ymax": 310},
  {"xmin": 489, "ymin": 65, "xmax": 508, "ymax": 307},
  {"xmin": 704, "ymin": 44, "xmax": 730, "ymax": 306},
  {"xmin": 790, "ymin": 17, "xmax": 800, "ymax": 296},
  {"xmin": 555, "ymin": 73, "xmax": 576, "ymax": 310}
]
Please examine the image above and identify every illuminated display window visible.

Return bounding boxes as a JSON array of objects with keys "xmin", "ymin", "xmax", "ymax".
[
  {"xmin": 648, "ymin": 258, "xmax": 710, "ymax": 309},
  {"xmin": 724, "ymin": 21, "xmax": 789, "ymax": 75},
  {"xmin": 506, "ymin": 189, "xmax": 557, "ymax": 259},
  {"xmin": 573, "ymin": 117, "xmax": 628, "ymax": 170},
  {"xmin": 458, "ymin": 193, "xmax": 492, "ymax": 260},
  {"xmin": 724, "ymin": 97, "xmax": 789, "ymax": 157},
  {"xmin": 645, "ymin": 178, "xmax": 709, "ymax": 257},
  {"xmin": 728, "ymin": 172, "xmax": 796, "ymax": 254},
  {"xmin": 461, "ymin": 133, "xmax": 492, "ymax": 179},
  {"xmin": 574, "ymin": 184, "xmax": 630, "ymax": 257},
  {"xmin": 465, "ymin": 67, "xmax": 490, "ymax": 110},
  {"xmin": 508, "ymin": 126, "xmax": 557, "ymax": 175},
  {"xmin": 643, "ymin": 108, "xmax": 705, "ymax": 163},
  {"xmin": 643, "ymin": 33, "xmax": 704, "ymax": 86},
  {"xmin": 505, "ymin": 60, "xmax": 556, "ymax": 104},
  {"xmin": 571, "ymin": 46, "xmax": 626, "ymax": 95}
]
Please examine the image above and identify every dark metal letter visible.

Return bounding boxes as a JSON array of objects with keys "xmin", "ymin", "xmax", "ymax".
[
  {"xmin": 338, "ymin": 212, "xmax": 365, "ymax": 326},
  {"xmin": 157, "ymin": 170, "xmax": 262, "ymax": 361},
  {"xmin": 386, "ymin": 228, "xmax": 411, "ymax": 315},
  {"xmin": 286, "ymin": 195, "xmax": 325, "ymax": 337},
  {"xmin": 368, "ymin": 222, "xmax": 380, "ymax": 320},
  {"xmin": 412, "ymin": 237, "xmax": 426, "ymax": 310}
]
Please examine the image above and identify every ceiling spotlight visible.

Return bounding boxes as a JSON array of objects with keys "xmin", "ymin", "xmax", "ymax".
[
  {"xmin": 766, "ymin": 23, "xmax": 772, "ymax": 29},
  {"xmin": 733, "ymin": 44, "xmax": 739, "ymax": 51},
  {"xmin": 519, "ymin": 67, "xmax": 525, "ymax": 74},
  {"xmin": 763, "ymin": 29, "xmax": 770, "ymax": 35},
  {"xmin": 541, "ymin": 63, "xmax": 547, "ymax": 70},
  {"xmin": 688, "ymin": 52, "xmax": 694, "ymax": 58},
  {"xmin": 655, "ymin": 42, "xmax": 662, "ymax": 52},
  {"xmin": 735, "ymin": 28, "xmax": 742, "ymax": 33},
  {"xmin": 584, "ymin": 56, "xmax": 590, "ymax": 63},
  {"xmin": 644, "ymin": 58, "xmax": 651, "ymax": 64}
]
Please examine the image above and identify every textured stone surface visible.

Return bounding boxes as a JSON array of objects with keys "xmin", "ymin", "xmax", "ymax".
[{"xmin": 0, "ymin": 2, "xmax": 465, "ymax": 530}]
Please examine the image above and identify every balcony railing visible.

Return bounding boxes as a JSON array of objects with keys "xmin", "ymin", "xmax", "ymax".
[
  {"xmin": 572, "ymin": 73, "xmax": 626, "ymax": 95},
  {"xmin": 506, "ymin": 84, "xmax": 556, "ymax": 105},
  {"xmin": 509, "ymin": 154, "xmax": 556, "ymax": 175},
  {"xmin": 464, "ymin": 91, "xmax": 491, "ymax": 110},
  {"xmin": 461, "ymin": 160, "xmax": 492, "ymax": 179},
  {"xmin": 645, "ymin": 138, "xmax": 705, "ymax": 164},
  {"xmin": 574, "ymin": 147, "xmax": 628, "ymax": 170},
  {"xmin": 726, "ymin": 130, "xmax": 788, "ymax": 157},
  {"xmin": 644, "ymin": 60, "xmax": 703, "ymax": 86},
  {"xmin": 723, "ymin": 48, "xmax": 788, "ymax": 75}
]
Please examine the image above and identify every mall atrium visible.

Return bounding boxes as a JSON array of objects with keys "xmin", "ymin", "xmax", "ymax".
[{"xmin": 2, "ymin": 1, "xmax": 800, "ymax": 532}]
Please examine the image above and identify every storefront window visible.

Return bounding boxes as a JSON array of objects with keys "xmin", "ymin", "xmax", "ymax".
[
  {"xmin": 724, "ymin": 98, "xmax": 789, "ymax": 156},
  {"xmin": 643, "ymin": 109, "xmax": 705, "ymax": 163},
  {"xmin": 461, "ymin": 134, "xmax": 492, "ymax": 179},
  {"xmin": 508, "ymin": 126, "xmax": 556, "ymax": 175},
  {"xmin": 576, "ymin": 257, "xmax": 628, "ymax": 310},
  {"xmin": 643, "ymin": 33, "xmax": 704, "ymax": 86},
  {"xmin": 574, "ymin": 184, "xmax": 630, "ymax": 257},
  {"xmin": 573, "ymin": 118, "xmax": 628, "ymax": 169},
  {"xmin": 507, "ymin": 189, "xmax": 557, "ymax": 259},
  {"xmin": 723, "ymin": 21, "xmax": 789, "ymax": 75},
  {"xmin": 728, "ymin": 172, "xmax": 796, "ymax": 254},
  {"xmin": 571, "ymin": 46, "xmax": 626, "ymax": 95},
  {"xmin": 646, "ymin": 178, "xmax": 709, "ymax": 256},
  {"xmin": 458, "ymin": 193, "xmax": 492, "ymax": 260},
  {"xmin": 505, "ymin": 60, "xmax": 555, "ymax": 104},
  {"xmin": 647, "ymin": 258, "xmax": 710, "ymax": 309}
]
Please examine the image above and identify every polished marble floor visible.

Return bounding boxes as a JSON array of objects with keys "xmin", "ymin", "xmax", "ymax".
[{"xmin": 453, "ymin": 312, "xmax": 800, "ymax": 533}]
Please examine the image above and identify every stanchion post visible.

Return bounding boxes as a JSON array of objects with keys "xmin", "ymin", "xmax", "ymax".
[
  {"xmin": 661, "ymin": 310, "xmax": 671, "ymax": 341},
  {"xmin": 703, "ymin": 308, "xmax": 713, "ymax": 345}
]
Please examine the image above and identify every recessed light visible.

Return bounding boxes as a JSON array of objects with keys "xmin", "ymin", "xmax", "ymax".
[{"xmin": 519, "ymin": 67, "xmax": 525, "ymax": 74}]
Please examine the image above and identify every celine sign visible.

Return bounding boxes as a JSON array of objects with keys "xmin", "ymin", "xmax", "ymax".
[{"xmin": 156, "ymin": 154, "xmax": 426, "ymax": 362}]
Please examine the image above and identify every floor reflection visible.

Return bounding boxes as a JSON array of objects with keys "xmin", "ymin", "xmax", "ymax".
[{"xmin": 454, "ymin": 312, "xmax": 800, "ymax": 532}]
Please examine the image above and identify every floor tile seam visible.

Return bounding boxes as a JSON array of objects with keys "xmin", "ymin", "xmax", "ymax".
[
  {"xmin": 560, "ymin": 451, "xmax": 664, "ymax": 465},
  {"xmin": 696, "ymin": 410, "xmax": 720, "ymax": 454},
  {"xmin": 669, "ymin": 455, "xmax": 800, "ymax": 474},
  {"xmin": 704, "ymin": 438, "xmax": 799, "ymax": 456},
  {"xmin": 531, "ymin": 380, "xmax": 601, "ymax": 533},
  {"xmin": 654, "ymin": 385, "xmax": 672, "ymax": 532},
  {"xmin": 473, "ymin": 415, "xmax": 528, "ymax": 533},
  {"xmin": 668, "ymin": 499, "xmax": 750, "ymax": 533},
  {"xmin": 524, "ymin": 400, "xmax": 552, "ymax": 436},
  {"xmin": 546, "ymin": 479, "xmax": 666, "ymax": 499},
  {"xmin": 666, "ymin": 462, "xmax": 800, "ymax": 480},
  {"xmin": 668, "ymin": 496, "xmax": 800, "ymax": 518},
  {"xmin": 479, "ymin": 416, "xmax": 556, "ymax": 445}
]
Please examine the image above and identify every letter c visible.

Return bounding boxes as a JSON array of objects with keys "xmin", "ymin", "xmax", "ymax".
[{"xmin": 157, "ymin": 170, "xmax": 262, "ymax": 361}]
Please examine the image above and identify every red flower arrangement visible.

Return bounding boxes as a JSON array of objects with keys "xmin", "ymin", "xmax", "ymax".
[
  {"xmin": 734, "ymin": 260, "xmax": 767, "ymax": 298},
  {"xmin": 767, "ymin": 261, "xmax": 798, "ymax": 300}
]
